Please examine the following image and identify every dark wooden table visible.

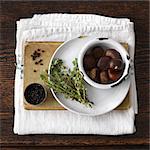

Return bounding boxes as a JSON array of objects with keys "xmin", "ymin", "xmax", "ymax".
[{"xmin": 0, "ymin": 1, "xmax": 149, "ymax": 150}]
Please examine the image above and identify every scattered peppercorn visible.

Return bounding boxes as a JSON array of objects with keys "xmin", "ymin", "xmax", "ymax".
[
  {"xmin": 31, "ymin": 50, "xmax": 41, "ymax": 61},
  {"xmin": 31, "ymin": 49, "xmax": 45, "ymax": 68},
  {"xmin": 38, "ymin": 59, "xmax": 43, "ymax": 63}
]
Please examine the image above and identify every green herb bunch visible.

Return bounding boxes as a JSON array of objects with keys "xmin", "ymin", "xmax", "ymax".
[{"xmin": 40, "ymin": 58, "xmax": 94, "ymax": 108}]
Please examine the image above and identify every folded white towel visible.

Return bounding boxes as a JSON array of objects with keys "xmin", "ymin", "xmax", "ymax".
[{"xmin": 14, "ymin": 14, "xmax": 137, "ymax": 135}]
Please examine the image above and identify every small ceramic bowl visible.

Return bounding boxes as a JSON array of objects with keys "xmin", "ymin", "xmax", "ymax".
[
  {"xmin": 78, "ymin": 38, "xmax": 130, "ymax": 89},
  {"xmin": 24, "ymin": 83, "xmax": 47, "ymax": 105}
]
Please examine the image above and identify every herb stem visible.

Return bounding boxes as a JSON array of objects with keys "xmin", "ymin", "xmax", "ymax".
[{"xmin": 40, "ymin": 58, "xmax": 94, "ymax": 107}]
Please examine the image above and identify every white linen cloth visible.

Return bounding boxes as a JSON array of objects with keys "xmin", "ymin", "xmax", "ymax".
[{"xmin": 14, "ymin": 14, "xmax": 137, "ymax": 135}]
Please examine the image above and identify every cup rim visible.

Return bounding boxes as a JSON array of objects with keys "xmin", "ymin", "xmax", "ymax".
[{"xmin": 78, "ymin": 38, "xmax": 130, "ymax": 89}]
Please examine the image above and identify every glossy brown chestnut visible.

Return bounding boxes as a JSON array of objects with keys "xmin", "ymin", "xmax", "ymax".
[
  {"xmin": 108, "ymin": 69, "xmax": 122, "ymax": 81},
  {"xmin": 109, "ymin": 59, "xmax": 124, "ymax": 70},
  {"xmin": 99, "ymin": 71, "xmax": 109, "ymax": 83},
  {"xmin": 105, "ymin": 49, "xmax": 121, "ymax": 59},
  {"xmin": 83, "ymin": 55, "xmax": 96, "ymax": 70},
  {"xmin": 97, "ymin": 56, "xmax": 111, "ymax": 70},
  {"xmin": 92, "ymin": 46, "xmax": 104, "ymax": 59}
]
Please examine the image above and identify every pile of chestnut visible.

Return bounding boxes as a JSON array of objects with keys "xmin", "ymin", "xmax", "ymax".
[{"xmin": 83, "ymin": 46, "xmax": 125, "ymax": 84}]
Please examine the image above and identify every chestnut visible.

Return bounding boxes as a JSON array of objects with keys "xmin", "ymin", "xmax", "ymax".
[
  {"xmin": 105, "ymin": 49, "xmax": 121, "ymax": 59},
  {"xmin": 92, "ymin": 46, "xmax": 104, "ymax": 59},
  {"xmin": 108, "ymin": 69, "xmax": 122, "ymax": 81},
  {"xmin": 109, "ymin": 59, "xmax": 124, "ymax": 71},
  {"xmin": 83, "ymin": 55, "xmax": 96, "ymax": 70},
  {"xmin": 89, "ymin": 68, "xmax": 97, "ymax": 80},
  {"xmin": 99, "ymin": 71, "xmax": 109, "ymax": 83},
  {"xmin": 97, "ymin": 56, "xmax": 111, "ymax": 70}
]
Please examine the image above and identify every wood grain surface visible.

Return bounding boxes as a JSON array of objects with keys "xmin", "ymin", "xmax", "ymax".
[{"xmin": 0, "ymin": 1, "xmax": 149, "ymax": 150}]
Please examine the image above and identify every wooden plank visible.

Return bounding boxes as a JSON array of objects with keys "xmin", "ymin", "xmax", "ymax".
[
  {"xmin": 23, "ymin": 42, "xmax": 130, "ymax": 110},
  {"xmin": 1, "ymin": 145, "xmax": 149, "ymax": 150}
]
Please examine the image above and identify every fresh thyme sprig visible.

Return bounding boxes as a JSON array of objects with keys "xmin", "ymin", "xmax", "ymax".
[{"xmin": 40, "ymin": 58, "xmax": 94, "ymax": 108}]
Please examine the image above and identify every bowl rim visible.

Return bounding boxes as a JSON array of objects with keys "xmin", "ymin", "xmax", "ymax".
[{"xmin": 78, "ymin": 38, "xmax": 130, "ymax": 89}]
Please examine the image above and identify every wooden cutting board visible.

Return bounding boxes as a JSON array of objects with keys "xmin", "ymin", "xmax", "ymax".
[{"xmin": 23, "ymin": 41, "xmax": 130, "ymax": 110}]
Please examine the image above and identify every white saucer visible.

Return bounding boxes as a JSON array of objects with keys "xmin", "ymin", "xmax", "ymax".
[{"xmin": 49, "ymin": 37, "xmax": 130, "ymax": 116}]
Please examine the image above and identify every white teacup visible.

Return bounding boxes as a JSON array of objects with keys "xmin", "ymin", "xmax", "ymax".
[{"xmin": 78, "ymin": 37, "xmax": 130, "ymax": 89}]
